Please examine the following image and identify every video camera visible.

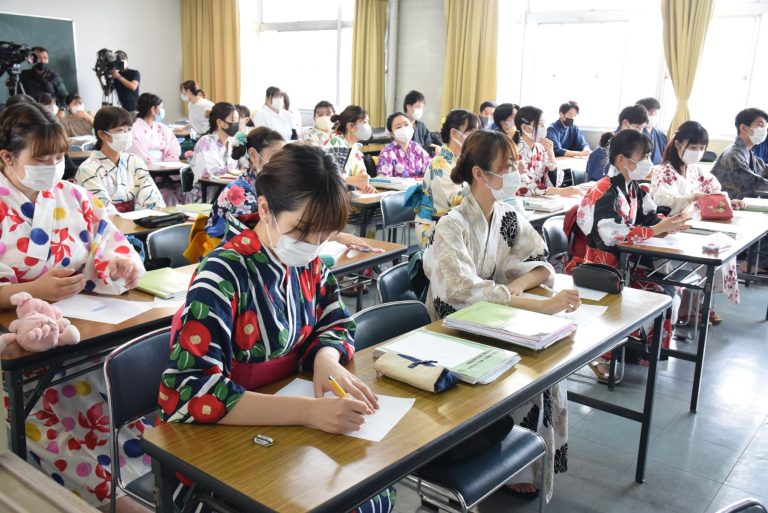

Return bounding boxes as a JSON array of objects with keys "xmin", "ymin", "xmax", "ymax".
[
  {"xmin": 0, "ymin": 41, "xmax": 39, "ymax": 96},
  {"xmin": 93, "ymin": 48, "xmax": 125, "ymax": 101}
]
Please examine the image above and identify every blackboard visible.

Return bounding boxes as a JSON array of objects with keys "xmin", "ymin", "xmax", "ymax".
[{"xmin": 0, "ymin": 12, "xmax": 77, "ymax": 104}]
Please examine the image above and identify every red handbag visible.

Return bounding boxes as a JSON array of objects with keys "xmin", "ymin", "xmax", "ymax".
[{"xmin": 698, "ymin": 193, "xmax": 733, "ymax": 220}]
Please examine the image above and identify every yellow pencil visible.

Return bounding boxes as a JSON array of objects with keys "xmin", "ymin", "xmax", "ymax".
[{"xmin": 327, "ymin": 376, "xmax": 348, "ymax": 398}]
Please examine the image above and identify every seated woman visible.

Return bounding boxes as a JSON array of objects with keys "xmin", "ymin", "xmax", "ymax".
[
  {"xmin": 376, "ymin": 112, "xmax": 431, "ymax": 178},
  {"xmin": 190, "ymin": 102, "xmax": 241, "ymax": 201},
  {"xmin": 0, "ymin": 102, "xmax": 145, "ymax": 507},
  {"xmin": 76, "ymin": 106, "xmax": 165, "ymax": 213},
  {"xmin": 412, "ymin": 109, "xmax": 479, "ymax": 248},
  {"xmin": 514, "ymin": 105, "xmax": 581, "ymax": 197},
  {"xmin": 577, "ymin": 129, "xmax": 688, "ymax": 377},
  {"xmin": 61, "ymin": 93, "xmax": 94, "ymax": 137},
  {"xmin": 301, "ymin": 100, "xmax": 336, "ymax": 146},
  {"xmin": 326, "ymin": 105, "xmax": 377, "ymax": 193},
  {"xmin": 491, "ymin": 102, "xmax": 518, "ymax": 140},
  {"xmin": 128, "ymin": 92, "xmax": 181, "ymax": 165},
  {"xmin": 651, "ymin": 121, "xmax": 743, "ymax": 323},
  {"xmin": 159, "ymin": 144, "xmax": 394, "ymax": 513},
  {"xmin": 423, "ymin": 130, "xmax": 578, "ymax": 501}
]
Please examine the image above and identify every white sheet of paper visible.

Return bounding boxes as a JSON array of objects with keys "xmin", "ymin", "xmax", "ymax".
[
  {"xmin": 382, "ymin": 330, "xmax": 486, "ymax": 368},
  {"xmin": 153, "ymin": 296, "xmax": 186, "ymax": 310},
  {"xmin": 151, "ymin": 161, "xmax": 187, "ymax": 170},
  {"xmin": 117, "ymin": 209, "xmax": 166, "ymax": 220},
  {"xmin": 275, "ymin": 378, "xmax": 414, "ymax": 442},
  {"xmin": 573, "ymin": 286, "xmax": 608, "ymax": 301},
  {"xmin": 55, "ymin": 295, "xmax": 155, "ymax": 324},
  {"xmin": 319, "ymin": 241, "xmax": 349, "ymax": 261},
  {"xmin": 521, "ymin": 293, "xmax": 608, "ymax": 324},
  {"xmin": 687, "ymin": 220, "xmax": 743, "ymax": 234}
]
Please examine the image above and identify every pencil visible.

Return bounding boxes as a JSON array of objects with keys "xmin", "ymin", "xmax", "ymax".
[{"xmin": 327, "ymin": 376, "xmax": 348, "ymax": 398}]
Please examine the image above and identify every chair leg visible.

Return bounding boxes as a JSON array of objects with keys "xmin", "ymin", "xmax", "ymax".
[{"xmin": 538, "ymin": 448, "xmax": 548, "ymax": 513}]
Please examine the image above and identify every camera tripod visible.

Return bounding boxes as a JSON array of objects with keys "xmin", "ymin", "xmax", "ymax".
[{"xmin": 3, "ymin": 64, "xmax": 25, "ymax": 97}]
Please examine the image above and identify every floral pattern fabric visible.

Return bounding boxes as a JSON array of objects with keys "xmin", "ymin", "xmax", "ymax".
[
  {"xmin": 517, "ymin": 139, "xmax": 562, "ymax": 197},
  {"xmin": 375, "ymin": 140, "xmax": 431, "ymax": 178},
  {"xmin": 205, "ymin": 172, "xmax": 259, "ymax": 238},
  {"xmin": 414, "ymin": 145, "xmax": 466, "ymax": 248},
  {"xmin": 128, "ymin": 117, "xmax": 181, "ymax": 166},
  {"xmin": 300, "ymin": 127, "xmax": 333, "ymax": 147},
  {"xmin": 325, "ymin": 134, "xmax": 367, "ymax": 178}
]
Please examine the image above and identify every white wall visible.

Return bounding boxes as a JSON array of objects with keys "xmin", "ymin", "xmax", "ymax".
[{"xmin": 0, "ymin": 0, "xmax": 183, "ymax": 121}]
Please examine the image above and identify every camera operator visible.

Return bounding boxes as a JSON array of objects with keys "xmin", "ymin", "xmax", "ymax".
[
  {"xmin": 110, "ymin": 50, "xmax": 140, "ymax": 112},
  {"xmin": 18, "ymin": 47, "xmax": 68, "ymax": 106}
]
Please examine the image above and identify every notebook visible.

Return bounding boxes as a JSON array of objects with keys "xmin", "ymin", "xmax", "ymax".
[
  {"xmin": 685, "ymin": 220, "xmax": 742, "ymax": 237},
  {"xmin": 372, "ymin": 328, "xmax": 520, "ymax": 385},
  {"xmin": 742, "ymin": 197, "xmax": 768, "ymax": 213},
  {"xmin": 136, "ymin": 268, "xmax": 191, "ymax": 299},
  {"xmin": 369, "ymin": 177, "xmax": 420, "ymax": 191},
  {"xmin": 523, "ymin": 197, "xmax": 564, "ymax": 212},
  {"xmin": 443, "ymin": 301, "xmax": 576, "ymax": 351}
]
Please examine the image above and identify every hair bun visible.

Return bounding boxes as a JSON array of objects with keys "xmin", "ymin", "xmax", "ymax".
[{"xmin": 330, "ymin": 114, "xmax": 340, "ymax": 123}]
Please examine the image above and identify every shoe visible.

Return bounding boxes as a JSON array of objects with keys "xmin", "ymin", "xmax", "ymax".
[
  {"xmin": 709, "ymin": 310, "xmax": 723, "ymax": 325},
  {"xmin": 589, "ymin": 361, "xmax": 623, "ymax": 385},
  {"xmin": 503, "ymin": 484, "xmax": 540, "ymax": 500}
]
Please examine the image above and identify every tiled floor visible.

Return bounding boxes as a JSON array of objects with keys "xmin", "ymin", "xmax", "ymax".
[{"xmin": 344, "ymin": 278, "xmax": 768, "ymax": 513}]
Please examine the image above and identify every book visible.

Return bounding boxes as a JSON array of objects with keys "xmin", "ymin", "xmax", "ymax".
[
  {"xmin": 136, "ymin": 268, "xmax": 191, "ymax": 299},
  {"xmin": 685, "ymin": 220, "xmax": 742, "ymax": 238},
  {"xmin": 523, "ymin": 197, "xmax": 564, "ymax": 212},
  {"xmin": 701, "ymin": 232, "xmax": 733, "ymax": 253},
  {"xmin": 743, "ymin": 197, "xmax": 768, "ymax": 213},
  {"xmin": 369, "ymin": 177, "xmax": 420, "ymax": 191},
  {"xmin": 443, "ymin": 301, "xmax": 576, "ymax": 351},
  {"xmin": 372, "ymin": 328, "xmax": 520, "ymax": 385}
]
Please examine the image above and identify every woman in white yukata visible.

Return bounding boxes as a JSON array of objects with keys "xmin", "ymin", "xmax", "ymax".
[
  {"xmin": 423, "ymin": 130, "xmax": 580, "ymax": 502},
  {"xmin": 0, "ymin": 103, "xmax": 147, "ymax": 507},
  {"xmin": 76, "ymin": 106, "xmax": 165, "ymax": 214},
  {"xmin": 190, "ymin": 102, "xmax": 241, "ymax": 202},
  {"xmin": 651, "ymin": 121, "xmax": 744, "ymax": 324}
]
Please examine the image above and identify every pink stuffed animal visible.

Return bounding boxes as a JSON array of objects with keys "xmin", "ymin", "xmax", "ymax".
[{"xmin": 0, "ymin": 292, "xmax": 80, "ymax": 355}]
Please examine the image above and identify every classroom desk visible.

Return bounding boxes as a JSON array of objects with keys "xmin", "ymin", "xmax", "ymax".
[
  {"xmin": 556, "ymin": 156, "xmax": 588, "ymax": 173},
  {"xmin": 349, "ymin": 192, "xmax": 391, "ymax": 237},
  {"xmin": 1, "ymin": 265, "xmax": 197, "ymax": 459},
  {"xmin": 142, "ymin": 276, "xmax": 671, "ymax": 513},
  {"xmin": 524, "ymin": 196, "xmax": 582, "ymax": 230},
  {"xmin": 148, "ymin": 161, "xmax": 189, "ymax": 180},
  {"xmin": 199, "ymin": 175, "xmax": 238, "ymax": 203},
  {"xmin": 618, "ymin": 210, "xmax": 768, "ymax": 412},
  {"xmin": 109, "ymin": 205, "xmax": 213, "ymax": 238},
  {"xmin": 68, "ymin": 150, "xmax": 90, "ymax": 167}
]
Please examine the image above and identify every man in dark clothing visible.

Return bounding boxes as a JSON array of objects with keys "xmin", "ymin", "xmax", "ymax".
[
  {"xmin": 111, "ymin": 50, "xmax": 141, "ymax": 112},
  {"xmin": 19, "ymin": 47, "xmax": 68, "ymax": 106}
]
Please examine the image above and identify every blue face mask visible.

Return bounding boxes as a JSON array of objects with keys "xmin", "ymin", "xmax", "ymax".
[{"xmin": 155, "ymin": 107, "xmax": 165, "ymax": 123}]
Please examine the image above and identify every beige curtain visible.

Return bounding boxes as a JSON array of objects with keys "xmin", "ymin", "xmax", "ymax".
[
  {"xmin": 661, "ymin": 0, "xmax": 715, "ymax": 135},
  {"xmin": 181, "ymin": 0, "xmax": 241, "ymax": 104},
  {"xmin": 440, "ymin": 0, "xmax": 499, "ymax": 117},
  {"xmin": 351, "ymin": 0, "xmax": 388, "ymax": 127}
]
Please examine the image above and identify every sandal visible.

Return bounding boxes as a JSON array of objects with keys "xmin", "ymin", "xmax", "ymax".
[
  {"xmin": 589, "ymin": 361, "xmax": 623, "ymax": 384},
  {"xmin": 503, "ymin": 483, "xmax": 540, "ymax": 500},
  {"xmin": 709, "ymin": 310, "xmax": 723, "ymax": 325}
]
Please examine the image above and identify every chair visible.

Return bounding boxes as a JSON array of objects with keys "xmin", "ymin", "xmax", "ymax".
[
  {"xmin": 541, "ymin": 215, "xmax": 568, "ymax": 272},
  {"xmin": 702, "ymin": 150, "xmax": 718, "ymax": 162},
  {"xmin": 377, "ymin": 262, "xmax": 418, "ymax": 303},
  {"xmin": 380, "ymin": 191, "xmax": 415, "ymax": 246},
  {"xmin": 146, "ymin": 223, "xmax": 193, "ymax": 268},
  {"xmin": 103, "ymin": 327, "xmax": 172, "ymax": 513},
  {"xmin": 180, "ymin": 165, "xmax": 195, "ymax": 204},
  {"xmin": 715, "ymin": 499, "xmax": 767, "ymax": 513},
  {"xmin": 570, "ymin": 169, "xmax": 587, "ymax": 185},
  {"xmin": 352, "ymin": 302, "xmax": 547, "ymax": 513}
]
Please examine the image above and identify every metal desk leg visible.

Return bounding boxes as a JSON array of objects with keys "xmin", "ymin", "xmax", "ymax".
[
  {"xmin": 690, "ymin": 264, "xmax": 716, "ymax": 413},
  {"xmin": 152, "ymin": 457, "xmax": 176, "ymax": 513},
  {"xmin": 359, "ymin": 205, "xmax": 370, "ymax": 238},
  {"xmin": 356, "ymin": 275, "xmax": 364, "ymax": 312},
  {"xmin": 636, "ymin": 311, "xmax": 664, "ymax": 483},
  {"xmin": 6, "ymin": 369, "xmax": 27, "ymax": 458}
]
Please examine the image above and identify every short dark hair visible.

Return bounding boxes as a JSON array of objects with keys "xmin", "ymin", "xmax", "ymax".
[
  {"xmin": 493, "ymin": 103, "xmax": 517, "ymax": 130},
  {"xmin": 31, "ymin": 46, "xmax": 48, "ymax": 54},
  {"xmin": 451, "ymin": 130, "xmax": 518, "ymax": 185},
  {"xmin": 5, "ymin": 94, "xmax": 35, "ymax": 107},
  {"xmin": 440, "ymin": 109, "xmax": 480, "ymax": 144},
  {"xmin": 180, "ymin": 80, "xmax": 201, "ymax": 95},
  {"xmin": 663, "ymin": 120, "xmax": 709, "ymax": 173},
  {"xmin": 136, "ymin": 92, "xmax": 162, "ymax": 119},
  {"xmin": 403, "ymin": 90, "xmax": 425, "ymax": 111},
  {"xmin": 386, "ymin": 112, "xmax": 408, "ymax": 133},
  {"xmin": 313, "ymin": 100, "xmax": 335, "ymax": 117},
  {"xmin": 0, "ymin": 103, "xmax": 68, "ymax": 160},
  {"xmin": 265, "ymin": 86, "xmax": 282, "ymax": 99},
  {"xmin": 35, "ymin": 92, "xmax": 54, "ymax": 105},
  {"xmin": 609, "ymin": 129, "xmax": 653, "ymax": 166},
  {"xmin": 636, "ymin": 97, "xmax": 661, "ymax": 112},
  {"xmin": 331, "ymin": 105, "xmax": 368, "ymax": 135},
  {"xmin": 256, "ymin": 144, "xmax": 349, "ymax": 241},
  {"xmin": 619, "ymin": 104, "xmax": 649, "ymax": 126},
  {"xmin": 513, "ymin": 105, "xmax": 544, "ymax": 144},
  {"xmin": 599, "ymin": 132, "xmax": 614, "ymax": 148},
  {"xmin": 479, "ymin": 100, "xmax": 497, "ymax": 112},
  {"xmin": 65, "ymin": 93, "xmax": 81, "ymax": 106},
  {"xmin": 206, "ymin": 102, "xmax": 237, "ymax": 135},
  {"xmin": 115, "ymin": 50, "xmax": 128, "ymax": 60},
  {"xmin": 282, "ymin": 92, "xmax": 291, "ymax": 111},
  {"xmin": 559, "ymin": 101, "xmax": 580, "ymax": 115},
  {"xmin": 735, "ymin": 108, "xmax": 768, "ymax": 134},
  {"xmin": 235, "ymin": 104, "xmax": 251, "ymax": 119},
  {"xmin": 93, "ymin": 106, "xmax": 134, "ymax": 150},
  {"xmin": 231, "ymin": 126, "xmax": 285, "ymax": 161}
]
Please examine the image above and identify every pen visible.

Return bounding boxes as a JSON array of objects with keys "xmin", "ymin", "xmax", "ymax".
[{"xmin": 327, "ymin": 376, "xmax": 348, "ymax": 398}]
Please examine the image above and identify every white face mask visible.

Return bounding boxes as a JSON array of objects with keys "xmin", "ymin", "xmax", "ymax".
[
  {"xmin": 315, "ymin": 115, "xmax": 333, "ymax": 131},
  {"xmin": 181, "ymin": 93, "xmax": 190, "ymax": 103},
  {"xmin": 451, "ymin": 129, "xmax": 465, "ymax": 149},
  {"xmin": 355, "ymin": 122, "xmax": 372, "ymax": 141},
  {"xmin": 749, "ymin": 126, "xmax": 767, "ymax": 146},
  {"xmin": 155, "ymin": 107, "xmax": 166, "ymax": 122},
  {"xmin": 70, "ymin": 104, "xmax": 84, "ymax": 114},
  {"xmin": 394, "ymin": 126, "xmax": 414, "ymax": 144},
  {"xmin": 484, "ymin": 170, "xmax": 521, "ymax": 201},
  {"xmin": 47, "ymin": 104, "xmax": 59, "ymax": 117},
  {"xmin": 627, "ymin": 157, "xmax": 653, "ymax": 181},
  {"xmin": 271, "ymin": 97, "xmax": 284, "ymax": 111},
  {"xmin": 18, "ymin": 160, "xmax": 65, "ymax": 191},
  {"xmin": 647, "ymin": 115, "xmax": 658, "ymax": 128},
  {"xmin": 106, "ymin": 131, "xmax": 133, "ymax": 153},
  {"xmin": 266, "ymin": 214, "xmax": 322, "ymax": 267},
  {"xmin": 412, "ymin": 107, "xmax": 424, "ymax": 121},
  {"xmin": 524, "ymin": 124, "xmax": 543, "ymax": 142},
  {"xmin": 681, "ymin": 148, "xmax": 704, "ymax": 165}
]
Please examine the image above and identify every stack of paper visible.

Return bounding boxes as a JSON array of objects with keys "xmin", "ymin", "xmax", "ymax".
[
  {"xmin": 443, "ymin": 301, "xmax": 576, "ymax": 351},
  {"xmin": 523, "ymin": 197, "xmax": 564, "ymax": 212},
  {"xmin": 152, "ymin": 161, "xmax": 188, "ymax": 170},
  {"xmin": 369, "ymin": 177, "xmax": 420, "ymax": 191},
  {"xmin": 743, "ymin": 197, "xmax": 768, "ymax": 213},
  {"xmin": 319, "ymin": 240, "xmax": 349, "ymax": 261},
  {"xmin": 137, "ymin": 268, "xmax": 191, "ymax": 299},
  {"xmin": 686, "ymin": 220, "xmax": 742, "ymax": 238},
  {"xmin": 701, "ymin": 232, "xmax": 734, "ymax": 253},
  {"xmin": 373, "ymin": 328, "xmax": 520, "ymax": 384}
]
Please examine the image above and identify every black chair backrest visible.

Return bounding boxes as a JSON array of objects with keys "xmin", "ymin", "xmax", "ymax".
[
  {"xmin": 146, "ymin": 223, "xmax": 193, "ymax": 268},
  {"xmin": 571, "ymin": 169, "xmax": 586, "ymax": 185},
  {"xmin": 702, "ymin": 150, "xmax": 718, "ymax": 163},
  {"xmin": 378, "ymin": 262, "xmax": 418, "ymax": 303},
  {"xmin": 353, "ymin": 301, "xmax": 431, "ymax": 350},
  {"xmin": 542, "ymin": 215, "xmax": 568, "ymax": 258},
  {"xmin": 380, "ymin": 191, "xmax": 415, "ymax": 230},
  {"xmin": 104, "ymin": 328, "xmax": 171, "ymax": 430},
  {"xmin": 181, "ymin": 166, "xmax": 194, "ymax": 193}
]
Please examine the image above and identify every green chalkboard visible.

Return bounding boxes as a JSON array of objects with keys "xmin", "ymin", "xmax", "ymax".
[{"xmin": 0, "ymin": 12, "xmax": 77, "ymax": 104}]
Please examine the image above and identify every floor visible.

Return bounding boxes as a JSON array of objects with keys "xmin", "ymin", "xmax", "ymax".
[{"xmin": 344, "ymin": 274, "xmax": 768, "ymax": 513}]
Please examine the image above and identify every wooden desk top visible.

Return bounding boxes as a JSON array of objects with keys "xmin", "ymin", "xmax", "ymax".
[
  {"xmin": 332, "ymin": 240, "xmax": 406, "ymax": 274},
  {"xmin": 141, "ymin": 275, "xmax": 670, "ymax": 513},
  {"xmin": 349, "ymin": 191, "xmax": 396, "ymax": 207},
  {"xmin": 556, "ymin": 156, "xmax": 588, "ymax": 172},
  {"xmin": 68, "ymin": 150, "xmax": 91, "ymax": 161},
  {"xmin": 199, "ymin": 175, "xmax": 239, "ymax": 186},
  {"xmin": 525, "ymin": 196, "xmax": 581, "ymax": 224}
]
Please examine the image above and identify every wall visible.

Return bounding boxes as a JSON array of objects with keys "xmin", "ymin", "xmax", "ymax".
[{"xmin": 0, "ymin": 0, "xmax": 183, "ymax": 121}]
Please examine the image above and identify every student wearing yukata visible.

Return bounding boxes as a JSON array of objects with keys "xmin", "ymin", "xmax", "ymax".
[
  {"xmin": 128, "ymin": 92, "xmax": 181, "ymax": 166},
  {"xmin": 0, "ymin": 102, "xmax": 146, "ymax": 507},
  {"xmin": 411, "ymin": 109, "xmax": 480, "ymax": 248},
  {"xmin": 190, "ymin": 102, "xmax": 241, "ymax": 201},
  {"xmin": 159, "ymin": 144, "xmax": 395, "ymax": 513},
  {"xmin": 513, "ymin": 105, "xmax": 581, "ymax": 198},
  {"xmin": 300, "ymin": 100, "xmax": 335, "ymax": 147},
  {"xmin": 423, "ymin": 130, "xmax": 578, "ymax": 502},
  {"xmin": 577, "ymin": 129, "xmax": 689, "ymax": 377},
  {"xmin": 76, "ymin": 106, "xmax": 165, "ymax": 213},
  {"xmin": 375, "ymin": 112, "xmax": 431, "ymax": 178},
  {"xmin": 325, "ymin": 105, "xmax": 377, "ymax": 193},
  {"xmin": 711, "ymin": 107, "xmax": 768, "ymax": 200},
  {"xmin": 651, "ymin": 121, "xmax": 744, "ymax": 324}
]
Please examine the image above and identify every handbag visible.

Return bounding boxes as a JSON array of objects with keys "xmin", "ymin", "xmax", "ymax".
[
  {"xmin": 134, "ymin": 212, "xmax": 188, "ymax": 229},
  {"xmin": 572, "ymin": 263, "xmax": 624, "ymax": 294},
  {"xmin": 698, "ymin": 193, "xmax": 733, "ymax": 220},
  {"xmin": 374, "ymin": 352, "xmax": 458, "ymax": 393}
]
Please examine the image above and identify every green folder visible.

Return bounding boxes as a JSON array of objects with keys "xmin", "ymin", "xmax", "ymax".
[{"xmin": 137, "ymin": 268, "xmax": 191, "ymax": 299}]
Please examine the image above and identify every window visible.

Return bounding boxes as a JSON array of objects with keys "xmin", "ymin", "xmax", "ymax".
[{"xmin": 239, "ymin": 0, "xmax": 354, "ymax": 116}]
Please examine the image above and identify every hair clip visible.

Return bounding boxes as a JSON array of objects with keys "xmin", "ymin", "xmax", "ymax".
[{"xmin": 232, "ymin": 131, "xmax": 247, "ymax": 147}]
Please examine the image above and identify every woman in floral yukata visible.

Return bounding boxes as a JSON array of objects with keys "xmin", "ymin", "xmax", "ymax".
[
  {"xmin": 159, "ymin": 144, "xmax": 395, "ymax": 512},
  {"xmin": 190, "ymin": 102, "xmax": 241, "ymax": 201},
  {"xmin": 375, "ymin": 112, "xmax": 431, "ymax": 178},
  {"xmin": 0, "ymin": 103, "xmax": 146, "ymax": 507},
  {"xmin": 423, "ymin": 130, "xmax": 579, "ymax": 503}
]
